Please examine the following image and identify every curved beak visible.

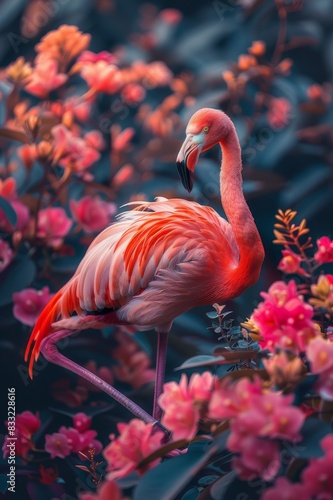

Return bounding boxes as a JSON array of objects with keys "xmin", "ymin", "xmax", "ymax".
[{"xmin": 176, "ymin": 133, "xmax": 204, "ymax": 192}]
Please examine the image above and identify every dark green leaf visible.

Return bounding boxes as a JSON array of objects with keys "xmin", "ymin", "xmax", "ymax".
[
  {"xmin": 290, "ymin": 418, "xmax": 333, "ymax": 459},
  {"xmin": 175, "ymin": 355, "xmax": 226, "ymax": 371},
  {"xmin": 0, "ymin": 255, "xmax": 36, "ymax": 306},
  {"xmin": 210, "ymin": 472, "xmax": 238, "ymax": 500},
  {"xmin": 0, "ymin": 196, "xmax": 17, "ymax": 227}
]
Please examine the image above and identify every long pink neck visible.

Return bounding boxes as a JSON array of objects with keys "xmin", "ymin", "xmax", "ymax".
[{"xmin": 219, "ymin": 121, "xmax": 264, "ymax": 291}]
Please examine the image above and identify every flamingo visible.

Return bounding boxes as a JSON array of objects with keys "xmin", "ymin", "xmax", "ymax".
[{"xmin": 25, "ymin": 108, "xmax": 264, "ymax": 424}]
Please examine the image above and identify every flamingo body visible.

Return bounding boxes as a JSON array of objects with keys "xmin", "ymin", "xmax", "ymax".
[{"xmin": 25, "ymin": 108, "xmax": 264, "ymax": 422}]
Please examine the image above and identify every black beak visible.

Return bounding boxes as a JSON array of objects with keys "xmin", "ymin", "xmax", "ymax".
[{"xmin": 176, "ymin": 160, "xmax": 193, "ymax": 193}]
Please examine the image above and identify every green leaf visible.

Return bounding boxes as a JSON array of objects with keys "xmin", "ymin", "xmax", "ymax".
[
  {"xmin": 133, "ymin": 435, "xmax": 228, "ymax": 500},
  {"xmin": 290, "ymin": 418, "xmax": 333, "ymax": 459},
  {"xmin": 0, "ymin": 255, "xmax": 36, "ymax": 306},
  {"xmin": 175, "ymin": 355, "xmax": 226, "ymax": 371},
  {"xmin": 206, "ymin": 311, "xmax": 219, "ymax": 319},
  {"xmin": 209, "ymin": 472, "xmax": 238, "ymax": 500},
  {"xmin": 0, "ymin": 196, "xmax": 17, "ymax": 227}
]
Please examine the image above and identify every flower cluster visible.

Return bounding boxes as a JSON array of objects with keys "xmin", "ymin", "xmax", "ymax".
[
  {"xmin": 103, "ymin": 419, "xmax": 165, "ymax": 480},
  {"xmin": 249, "ymin": 280, "xmax": 319, "ymax": 354},
  {"xmin": 45, "ymin": 412, "xmax": 102, "ymax": 459}
]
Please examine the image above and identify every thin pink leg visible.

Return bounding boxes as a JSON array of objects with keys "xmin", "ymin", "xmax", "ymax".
[
  {"xmin": 41, "ymin": 329, "xmax": 157, "ymax": 425},
  {"xmin": 153, "ymin": 330, "xmax": 169, "ymax": 420}
]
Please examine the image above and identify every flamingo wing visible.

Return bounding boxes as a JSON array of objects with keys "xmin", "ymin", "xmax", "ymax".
[{"xmin": 25, "ymin": 197, "xmax": 239, "ymax": 375}]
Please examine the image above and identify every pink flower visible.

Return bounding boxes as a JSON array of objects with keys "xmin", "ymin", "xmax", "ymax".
[
  {"xmin": 24, "ymin": 53, "xmax": 67, "ymax": 98},
  {"xmin": 73, "ymin": 413, "xmax": 92, "ymax": 433},
  {"xmin": 232, "ymin": 437, "xmax": 280, "ymax": 481},
  {"xmin": 262, "ymin": 477, "xmax": 311, "ymax": 500},
  {"xmin": 2, "ymin": 410, "xmax": 41, "ymax": 459},
  {"xmin": 80, "ymin": 480, "xmax": 123, "ymax": 500},
  {"xmin": 208, "ymin": 376, "xmax": 263, "ymax": 420},
  {"xmin": 267, "ymin": 97, "xmax": 291, "ymax": 129},
  {"xmin": 159, "ymin": 372, "xmax": 216, "ymax": 440},
  {"xmin": 278, "ymin": 249, "xmax": 304, "ymax": 275},
  {"xmin": 144, "ymin": 61, "xmax": 172, "ymax": 87},
  {"xmin": 112, "ymin": 127, "xmax": 135, "ymax": 152},
  {"xmin": 158, "ymin": 8, "xmax": 182, "ymax": 24},
  {"xmin": 306, "ymin": 337, "xmax": 333, "ymax": 400},
  {"xmin": 103, "ymin": 419, "xmax": 164, "ymax": 480},
  {"xmin": 13, "ymin": 286, "xmax": 54, "ymax": 326},
  {"xmin": 52, "ymin": 124, "xmax": 101, "ymax": 172},
  {"xmin": 80, "ymin": 61, "xmax": 121, "ymax": 93},
  {"xmin": 77, "ymin": 50, "xmax": 117, "ymax": 65},
  {"xmin": 314, "ymin": 236, "xmax": 333, "ymax": 264},
  {"xmin": 121, "ymin": 84, "xmax": 146, "ymax": 105},
  {"xmin": 301, "ymin": 434, "xmax": 333, "ymax": 498},
  {"xmin": 70, "ymin": 196, "xmax": 116, "ymax": 233},
  {"xmin": 251, "ymin": 280, "xmax": 318, "ymax": 354},
  {"xmin": 58, "ymin": 425, "xmax": 100, "ymax": 454},
  {"xmin": 113, "ymin": 164, "xmax": 134, "ymax": 188},
  {"xmin": 0, "ymin": 239, "xmax": 13, "ymax": 272},
  {"xmin": 45, "ymin": 432, "xmax": 71, "ymax": 459},
  {"xmin": 37, "ymin": 207, "xmax": 72, "ymax": 248}
]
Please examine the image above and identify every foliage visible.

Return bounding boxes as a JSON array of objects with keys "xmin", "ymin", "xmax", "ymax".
[{"xmin": 0, "ymin": 0, "xmax": 333, "ymax": 498}]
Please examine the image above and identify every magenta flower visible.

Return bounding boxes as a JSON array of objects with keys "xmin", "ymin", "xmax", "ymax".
[
  {"xmin": 52, "ymin": 124, "xmax": 101, "ymax": 172},
  {"xmin": 70, "ymin": 196, "xmax": 116, "ymax": 233},
  {"xmin": 314, "ymin": 236, "xmax": 333, "ymax": 264},
  {"xmin": 278, "ymin": 249, "xmax": 304, "ymax": 275},
  {"xmin": 262, "ymin": 477, "xmax": 311, "ymax": 500},
  {"xmin": 251, "ymin": 280, "xmax": 318, "ymax": 354},
  {"xmin": 2, "ymin": 410, "xmax": 40, "ymax": 459},
  {"xmin": 103, "ymin": 419, "xmax": 164, "ymax": 480},
  {"xmin": 45, "ymin": 432, "xmax": 71, "ymax": 459},
  {"xmin": 13, "ymin": 286, "xmax": 54, "ymax": 326},
  {"xmin": 159, "ymin": 372, "xmax": 217, "ymax": 441},
  {"xmin": 302, "ymin": 434, "xmax": 333, "ymax": 498},
  {"xmin": 77, "ymin": 50, "xmax": 117, "ymax": 65},
  {"xmin": 73, "ymin": 413, "xmax": 92, "ymax": 433},
  {"xmin": 37, "ymin": 207, "xmax": 72, "ymax": 248},
  {"xmin": 0, "ymin": 239, "xmax": 13, "ymax": 273}
]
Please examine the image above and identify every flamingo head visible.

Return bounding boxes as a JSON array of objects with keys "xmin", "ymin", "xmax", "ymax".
[{"xmin": 176, "ymin": 108, "xmax": 231, "ymax": 192}]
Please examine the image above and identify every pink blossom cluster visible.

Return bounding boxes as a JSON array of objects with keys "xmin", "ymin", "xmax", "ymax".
[
  {"xmin": 44, "ymin": 412, "xmax": 102, "ymax": 459},
  {"xmin": 314, "ymin": 236, "xmax": 333, "ymax": 264},
  {"xmin": 277, "ymin": 249, "xmax": 305, "ymax": 275},
  {"xmin": 70, "ymin": 196, "xmax": 117, "ymax": 233},
  {"xmin": 2, "ymin": 411, "xmax": 41, "ymax": 459},
  {"xmin": 262, "ymin": 434, "xmax": 333, "ymax": 499},
  {"xmin": 306, "ymin": 337, "xmax": 333, "ymax": 400},
  {"xmin": 103, "ymin": 418, "xmax": 165, "ymax": 480},
  {"xmin": 80, "ymin": 480, "xmax": 124, "ymax": 500},
  {"xmin": 209, "ymin": 376, "xmax": 305, "ymax": 480},
  {"xmin": 250, "ymin": 280, "xmax": 319, "ymax": 353},
  {"xmin": 159, "ymin": 371, "xmax": 217, "ymax": 441}
]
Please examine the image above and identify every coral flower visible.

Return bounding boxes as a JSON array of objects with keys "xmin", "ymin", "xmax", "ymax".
[
  {"xmin": 37, "ymin": 207, "xmax": 72, "ymax": 248},
  {"xmin": 70, "ymin": 196, "xmax": 116, "ymax": 233},
  {"xmin": 13, "ymin": 287, "xmax": 54, "ymax": 326},
  {"xmin": 278, "ymin": 249, "xmax": 303, "ymax": 275},
  {"xmin": 103, "ymin": 419, "xmax": 164, "ymax": 480},
  {"xmin": 24, "ymin": 54, "xmax": 67, "ymax": 99},
  {"xmin": 36, "ymin": 25, "xmax": 91, "ymax": 66},
  {"xmin": 51, "ymin": 124, "xmax": 101, "ymax": 172},
  {"xmin": 314, "ymin": 236, "xmax": 333, "ymax": 264},
  {"xmin": 80, "ymin": 61, "xmax": 121, "ymax": 94}
]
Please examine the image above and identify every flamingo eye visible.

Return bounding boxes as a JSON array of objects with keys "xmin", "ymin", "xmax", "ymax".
[{"xmin": 203, "ymin": 126, "xmax": 209, "ymax": 133}]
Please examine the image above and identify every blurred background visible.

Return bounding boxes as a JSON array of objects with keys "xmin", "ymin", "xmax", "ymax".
[{"xmin": 0, "ymin": 0, "xmax": 333, "ymax": 497}]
